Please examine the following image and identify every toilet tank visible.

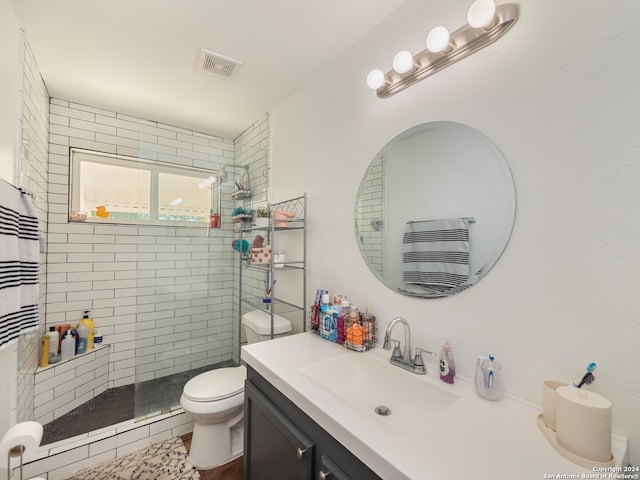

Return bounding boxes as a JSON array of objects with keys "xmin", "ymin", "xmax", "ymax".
[{"xmin": 243, "ymin": 310, "xmax": 292, "ymax": 343}]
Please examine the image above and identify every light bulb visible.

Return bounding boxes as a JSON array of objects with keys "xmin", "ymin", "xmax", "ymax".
[
  {"xmin": 467, "ymin": 0, "xmax": 496, "ymax": 28},
  {"xmin": 392, "ymin": 50, "xmax": 414, "ymax": 74},
  {"xmin": 366, "ymin": 69, "xmax": 386, "ymax": 90},
  {"xmin": 426, "ymin": 26, "xmax": 451, "ymax": 53}
]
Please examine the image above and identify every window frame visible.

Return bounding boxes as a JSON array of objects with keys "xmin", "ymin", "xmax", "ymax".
[{"xmin": 69, "ymin": 148, "xmax": 219, "ymax": 227}]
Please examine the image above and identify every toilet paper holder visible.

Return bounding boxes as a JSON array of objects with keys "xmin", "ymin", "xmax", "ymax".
[
  {"xmin": 0, "ymin": 421, "xmax": 44, "ymax": 480},
  {"xmin": 7, "ymin": 445, "xmax": 26, "ymax": 480}
]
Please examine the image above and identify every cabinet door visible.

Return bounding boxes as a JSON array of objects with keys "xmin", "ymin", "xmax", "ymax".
[
  {"xmin": 245, "ymin": 381, "xmax": 315, "ymax": 480},
  {"xmin": 317, "ymin": 454, "xmax": 352, "ymax": 480}
]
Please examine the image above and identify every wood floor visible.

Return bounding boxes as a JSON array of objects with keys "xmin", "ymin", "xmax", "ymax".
[{"xmin": 180, "ymin": 433, "xmax": 243, "ymax": 480}]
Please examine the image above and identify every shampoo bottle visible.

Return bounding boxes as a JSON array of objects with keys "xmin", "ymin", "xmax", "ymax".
[
  {"xmin": 439, "ymin": 338, "xmax": 456, "ymax": 384},
  {"xmin": 78, "ymin": 310, "xmax": 95, "ymax": 351},
  {"xmin": 39, "ymin": 335, "xmax": 50, "ymax": 367},
  {"xmin": 76, "ymin": 323, "xmax": 88, "ymax": 355},
  {"xmin": 61, "ymin": 333, "xmax": 75, "ymax": 361},
  {"xmin": 48, "ymin": 326, "xmax": 60, "ymax": 363}
]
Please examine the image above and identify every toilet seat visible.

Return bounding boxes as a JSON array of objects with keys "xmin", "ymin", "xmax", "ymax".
[{"xmin": 183, "ymin": 366, "xmax": 246, "ymax": 402}]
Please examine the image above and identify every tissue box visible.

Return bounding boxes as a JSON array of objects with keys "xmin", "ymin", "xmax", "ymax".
[{"xmin": 251, "ymin": 245, "xmax": 272, "ymax": 264}]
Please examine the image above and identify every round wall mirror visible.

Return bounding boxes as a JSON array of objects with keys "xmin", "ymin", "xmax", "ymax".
[{"xmin": 354, "ymin": 121, "xmax": 516, "ymax": 298}]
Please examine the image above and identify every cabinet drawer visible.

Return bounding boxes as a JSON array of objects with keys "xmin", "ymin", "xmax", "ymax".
[{"xmin": 318, "ymin": 454, "xmax": 352, "ymax": 480}]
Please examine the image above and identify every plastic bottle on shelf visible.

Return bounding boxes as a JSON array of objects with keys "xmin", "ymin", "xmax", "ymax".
[
  {"xmin": 61, "ymin": 333, "xmax": 76, "ymax": 361},
  {"xmin": 76, "ymin": 323, "xmax": 88, "ymax": 355},
  {"xmin": 39, "ymin": 335, "xmax": 50, "ymax": 367},
  {"xmin": 77, "ymin": 310, "xmax": 95, "ymax": 351},
  {"xmin": 48, "ymin": 326, "xmax": 60, "ymax": 363}
]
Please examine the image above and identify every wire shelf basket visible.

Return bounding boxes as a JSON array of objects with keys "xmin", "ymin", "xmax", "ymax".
[{"xmin": 309, "ymin": 306, "xmax": 377, "ymax": 352}]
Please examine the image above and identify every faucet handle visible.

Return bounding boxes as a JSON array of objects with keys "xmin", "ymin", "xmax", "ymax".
[
  {"xmin": 413, "ymin": 347, "xmax": 437, "ymax": 367},
  {"xmin": 391, "ymin": 340, "xmax": 403, "ymax": 359}
]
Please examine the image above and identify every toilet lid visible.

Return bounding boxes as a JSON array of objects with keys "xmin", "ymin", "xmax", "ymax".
[
  {"xmin": 183, "ymin": 366, "xmax": 246, "ymax": 402},
  {"xmin": 243, "ymin": 309, "xmax": 292, "ymax": 335}
]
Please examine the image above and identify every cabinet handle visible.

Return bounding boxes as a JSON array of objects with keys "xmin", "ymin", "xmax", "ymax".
[
  {"xmin": 296, "ymin": 447, "xmax": 308, "ymax": 460},
  {"xmin": 318, "ymin": 470, "xmax": 330, "ymax": 480}
]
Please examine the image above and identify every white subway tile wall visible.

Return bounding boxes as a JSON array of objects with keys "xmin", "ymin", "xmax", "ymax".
[
  {"xmin": 231, "ymin": 113, "xmax": 270, "ymax": 364},
  {"xmin": 46, "ymin": 99, "xmax": 239, "ymax": 397},
  {"xmin": 22, "ymin": 411, "xmax": 194, "ymax": 480},
  {"xmin": 17, "ymin": 36, "xmax": 50, "ymax": 424},
  {"xmin": 34, "ymin": 346, "xmax": 109, "ymax": 424},
  {"xmin": 355, "ymin": 154, "xmax": 385, "ymax": 277}
]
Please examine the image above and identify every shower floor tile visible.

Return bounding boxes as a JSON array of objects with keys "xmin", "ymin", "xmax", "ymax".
[{"xmin": 42, "ymin": 360, "xmax": 235, "ymax": 445}]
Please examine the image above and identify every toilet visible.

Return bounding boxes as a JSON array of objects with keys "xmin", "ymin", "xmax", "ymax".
[{"xmin": 180, "ymin": 310, "xmax": 292, "ymax": 469}]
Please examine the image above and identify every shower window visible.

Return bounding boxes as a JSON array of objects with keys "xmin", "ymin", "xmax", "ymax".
[{"xmin": 70, "ymin": 148, "xmax": 217, "ymax": 225}]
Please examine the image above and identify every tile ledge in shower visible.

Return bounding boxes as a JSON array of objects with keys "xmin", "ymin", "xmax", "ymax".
[
  {"xmin": 35, "ymin": 344, "xmax": 110, "ymax": 374},
  {"xmin": 39, "ymin": 406, "xmax": 186, "ymax": 457}
]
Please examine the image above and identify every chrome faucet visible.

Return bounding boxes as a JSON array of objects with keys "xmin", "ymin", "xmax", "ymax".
[{"xmin": 383, "ymin": 317, "xmax": 437, "ymax": 375}]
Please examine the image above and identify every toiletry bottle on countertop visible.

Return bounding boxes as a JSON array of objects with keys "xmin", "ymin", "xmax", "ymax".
[
  {"xmin": 337, "ymin": 300, "xmax": 350, "ymax": 345},
  {"xmin": 439, "ymin": 338, "xmax": 456, "ymax": 384}
]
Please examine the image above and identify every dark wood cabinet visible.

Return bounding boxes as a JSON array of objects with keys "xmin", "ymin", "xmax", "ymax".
[
  {"xmin": 244, "ymin": 380, "xmax": 314, "ymax": 480},
  {"xmin": 244, "ymin": 366, "xmax": 381, "ymax": 480}
]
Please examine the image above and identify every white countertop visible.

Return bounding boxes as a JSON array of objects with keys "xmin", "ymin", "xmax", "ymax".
[{"xmin": 241, "ymin": 332, "xmax": 628, "ymax": 480}]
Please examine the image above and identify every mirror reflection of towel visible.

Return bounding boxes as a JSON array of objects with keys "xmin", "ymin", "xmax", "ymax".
[{"xmin": 402, "ymin": 218, "xmax": 470, "ymax": 294}]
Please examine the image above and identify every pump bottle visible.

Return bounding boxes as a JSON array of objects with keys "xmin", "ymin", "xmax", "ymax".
[{"xmin": 439, "ymin": 338, "xmax": 456, "ymax": 384}]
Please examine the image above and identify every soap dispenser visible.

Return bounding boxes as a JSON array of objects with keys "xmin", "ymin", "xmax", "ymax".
[
  {"xmin": 77, "ymin": 310, "xmax": 95, "ymax": 351},
  {"xmin": 439, "ymin": 338, "xmax": 456, "ymax": 384}
]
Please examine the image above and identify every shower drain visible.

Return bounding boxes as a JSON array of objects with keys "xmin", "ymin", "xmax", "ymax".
[{"xmin": 375, "ymin": 405, "xmax": 391, "ymax": 416}]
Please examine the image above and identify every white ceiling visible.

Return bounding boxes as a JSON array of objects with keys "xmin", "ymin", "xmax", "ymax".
[{"xmin": 10, "ymin": 0, "xmax": 406, "ymax": 139}]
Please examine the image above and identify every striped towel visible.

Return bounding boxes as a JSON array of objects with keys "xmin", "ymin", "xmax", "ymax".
[
  {"xmin": 0, "ymin": 178, "xmax": 39, "ymax": 351},
  {"xmin": 402, "ymin": 218, "xmax": 470, "ymax": 294}
]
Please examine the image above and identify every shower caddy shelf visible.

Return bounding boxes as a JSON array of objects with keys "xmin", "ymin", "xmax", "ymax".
[{"xmin": 238, "ymin": 193, "xmax": 307, "ymax": 340}]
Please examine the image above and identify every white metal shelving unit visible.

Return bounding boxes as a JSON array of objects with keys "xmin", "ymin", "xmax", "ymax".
[{"xmin": 237, "ymin": 193, "xmax": 307, "ymax": 349}]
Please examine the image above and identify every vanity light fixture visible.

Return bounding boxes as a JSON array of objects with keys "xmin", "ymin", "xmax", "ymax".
[{"xmin": 367, "ymin": 0, "xmax": 518, "ymax": 98}]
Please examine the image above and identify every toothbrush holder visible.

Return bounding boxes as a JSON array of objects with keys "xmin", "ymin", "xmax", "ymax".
[{"xmin": 475, "ymin": 356, "xmax": 504, "ymax": 401}]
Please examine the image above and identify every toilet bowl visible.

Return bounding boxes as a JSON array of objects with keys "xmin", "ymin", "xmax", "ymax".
[{"xmin": 180, "ymin": 310, "xmax": 292, "ymax": 469}]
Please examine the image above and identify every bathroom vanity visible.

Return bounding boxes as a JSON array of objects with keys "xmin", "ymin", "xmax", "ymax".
[
  {"xmin": 245, "ymin": 367, "xmax": 380, "ymax": 479},
  {"xmin": 241, "ymin": 333, "xmax": 628, "ymax": 480}
]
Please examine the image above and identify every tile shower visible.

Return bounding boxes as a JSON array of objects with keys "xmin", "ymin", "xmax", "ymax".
[
  {"xmin": 37, "ymin": 101, "xmax": 269, "ymax": 441},
  {"xmin": 13, "ymin": 37, "xmax": 270, "ymax": 476}
]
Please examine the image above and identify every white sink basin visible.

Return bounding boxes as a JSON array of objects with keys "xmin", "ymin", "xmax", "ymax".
[{"xmin": 298, "ymin": 352, "xmax": 459, "ymax": 435}]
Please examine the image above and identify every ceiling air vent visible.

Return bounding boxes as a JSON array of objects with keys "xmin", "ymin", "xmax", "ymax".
[{"xmin": 197, "ymin": 49, "xmax": 242, "ymax": 79}]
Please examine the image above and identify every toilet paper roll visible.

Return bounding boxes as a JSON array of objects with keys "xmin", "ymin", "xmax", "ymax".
[
  {"xmin": 0, "ymin": 421, "xmax": 43, "ymax": 464},
  {"xmin": 542, "ymin": 380, "xmax": 567, "ymax": 431},
  {"xmin": 555, "ymin": 386, "xmax": 612, "ymax": 463}
]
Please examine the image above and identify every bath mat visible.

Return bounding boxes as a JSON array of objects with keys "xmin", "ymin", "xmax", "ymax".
[{"xmin": 62, "ymin": 436, "xmax": 200, "ymax": 480}]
